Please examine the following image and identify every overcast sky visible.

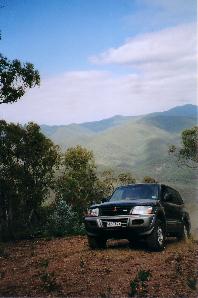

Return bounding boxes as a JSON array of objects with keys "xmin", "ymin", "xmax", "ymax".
[{"xmin": 0, "ymin": 0, "xmax": 197, "ymax": 125}]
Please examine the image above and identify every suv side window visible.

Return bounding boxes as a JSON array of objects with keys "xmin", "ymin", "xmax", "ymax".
[
  {"xmin": 164, "ymin": 187, "xmax": 183, "ymax": 205},
  {"xmin": 161, "ymin": 185, "xmax": 172, "ymax": 202},
  {"xmin": 161, "ymin": 185, "xmax": 180, "ymax": 204},
  {"xmin": 170, "ymin": 188, "xmax": 180, "ymax": 205}
]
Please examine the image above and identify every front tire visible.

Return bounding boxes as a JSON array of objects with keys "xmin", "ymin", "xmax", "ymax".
[
  {"xmin": 87, "ymin": 236, "xmax": 107, "ymax": 249},
  {"xmin": 147, "ymin": 220, "xmax": 165, "ymax": 251}
]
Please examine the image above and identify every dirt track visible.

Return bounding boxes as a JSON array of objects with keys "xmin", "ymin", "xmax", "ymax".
[{"xmin": 0, "ymin": 236, "xmax": 197, "ymax": 297}]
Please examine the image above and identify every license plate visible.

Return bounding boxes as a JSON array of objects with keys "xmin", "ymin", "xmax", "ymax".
[{"xmin": 106, "ymin": 221, "xmax": 122, "ymax": 227}]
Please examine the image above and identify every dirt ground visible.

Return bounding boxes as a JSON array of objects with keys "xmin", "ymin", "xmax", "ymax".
[{"xmin": 0, "ymin": 236, "xmax": 197, "ymax": 297}]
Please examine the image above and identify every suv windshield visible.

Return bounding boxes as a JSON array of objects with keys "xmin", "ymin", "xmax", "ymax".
[{"xmin": 110, "ymin": 184, "xmax": 159, "ymax": 201}]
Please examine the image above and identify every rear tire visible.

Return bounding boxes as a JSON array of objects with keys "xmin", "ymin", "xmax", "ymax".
[
  {"xmin": 177, "ymin": 222, "xmax": 190, "ymax": 241},
  {"xmin": 87, "ymin": 236, "xmax": 107, "ymax": 249},
  {"xmin": 147, "ymin": 220, "xmax": 165, "ymax": 251}
]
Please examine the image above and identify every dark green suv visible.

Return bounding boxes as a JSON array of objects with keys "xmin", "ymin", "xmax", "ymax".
[{"xmin": 84, "ymin": 183, "xmax": 191, "ymax": 251}]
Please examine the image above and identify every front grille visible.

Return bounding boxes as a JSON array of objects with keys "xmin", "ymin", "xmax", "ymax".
[
  {"xmin": 100, "ymin": 206, "xmax": 131, "ymax": 216},
  {"xmin": 101, "ymin": 218, "xmax": 128, "ymax": 228}
]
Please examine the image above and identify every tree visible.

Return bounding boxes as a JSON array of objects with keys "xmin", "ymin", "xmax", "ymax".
[
  {"xmin": 118, "ymin": 172, "xmax": 136, "ymax": 185},
  {"xmin": 56, "ymin": 146, "xmax": 101, "ymax": 219},
  {"xmin": 0, "ymin": 121, "xmax": 60, "ymax": 240},
  {"xmin": 46, "ymin": 200, "xmax": 85, "ymax": 237},
  {"xmin": 98, "ymin": 170, "xmax": 118, "ymax": 197},
  {"xmin": 0, "ymin": 54, "xmax": 40, "ymax": 104},
  {"xmin": 97, "ymin": 170, "xmax": 136, "ymax": 198},
  {"xmin": 143, "ymin": 176, "xmax": 158, "ymax": 183},
  {"xmin": 169, "ymin": 126, "xmax": 198, "ymax": 168}
]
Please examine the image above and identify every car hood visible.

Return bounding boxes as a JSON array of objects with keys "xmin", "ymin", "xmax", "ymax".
[{"xmin": 91, "ymin": 199, "xmax": 159, "ymax": 209}]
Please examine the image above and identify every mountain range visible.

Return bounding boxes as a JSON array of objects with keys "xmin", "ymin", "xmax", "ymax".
[{"xmin": 41, "ymin": 104, "xmax": 197, "ymax": 177}]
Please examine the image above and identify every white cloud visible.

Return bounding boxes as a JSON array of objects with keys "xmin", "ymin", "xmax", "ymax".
[
  {"xmin": 0, "ymin": 24, "xmax": 196, "ymax": 125},
  {"xmin": 91, "ymin": 23, "xmax": 196, "ymax": 69}
]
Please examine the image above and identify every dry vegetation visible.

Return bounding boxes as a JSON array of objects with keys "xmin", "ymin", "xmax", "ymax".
[{"xmin": 0, "ymin": 236, "xmax": 197, "ymax": 297}]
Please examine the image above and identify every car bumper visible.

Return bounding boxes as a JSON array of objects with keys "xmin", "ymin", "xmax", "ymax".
[{"xmin": 84, "ymin": 214, "xmax": 156, "ymax": 238}]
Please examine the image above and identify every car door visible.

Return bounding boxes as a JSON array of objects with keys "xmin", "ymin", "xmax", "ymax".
[
  {"xmin": 161, "ymin": 185, "xmax": 179, "ymax": 233},
  {"xmin": 172, "ymin": 189, "xmax": 184, "ymax": 230}
]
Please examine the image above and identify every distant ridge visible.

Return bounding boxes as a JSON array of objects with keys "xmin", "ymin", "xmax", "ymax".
[
  {"xmin": 41, "ymin": 104, "xmax": 197, "ymax": 177},
  {"xmin": 41, "ymin": 104, "xmax": 197, "ymax": 133},
  {"xmin": 149, "ymin": 104, "xmax": 198, "ymax": 117},
  {"xmin": 80, "ymin": 115, "xmax": 138, "ymax": 133}
]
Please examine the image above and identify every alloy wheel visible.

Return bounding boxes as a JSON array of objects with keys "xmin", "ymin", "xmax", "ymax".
[{"xmin": 157, "ymin": 227, "xmax": 164, "ymax": 246}]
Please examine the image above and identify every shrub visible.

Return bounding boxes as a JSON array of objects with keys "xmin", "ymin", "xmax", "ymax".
[
  {"xmin": 46, "ymin": 200, "xmax": 85, "ymax": 237},
  {"xmin": 143, "ymin": 176, "xmax": 157, "ymax": 183},
  {"xmin": 129, "ymin": 269, "xmax": 151, "ymax": 297},
  {"xmin": 39, "ymin": 259, "xmax": 49, "ymax": 268},
  {"xmin": 187, "ymin": 277, "xmax": 197, "ymax": 290},
  {"xmin": 40, "ymin": 271, "xmax": 60, "ymax": 292}
]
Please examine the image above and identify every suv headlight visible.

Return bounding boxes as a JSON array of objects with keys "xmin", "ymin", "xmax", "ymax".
[
  {"xmin": 88, "ymin": 207, "xmax": 99, "ymax": 217},
  {"xmin": 131, "ymin": 206, "xmax": 153, "ymax": 215}
]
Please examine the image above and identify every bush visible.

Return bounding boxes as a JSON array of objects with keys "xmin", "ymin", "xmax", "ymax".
[
  {"xmin": 40, "ymin": 271, "xmax": 59, "ymax": 292},
  {"xmin": 142, "ymin": 176, "xmax": 157, "ymax": 183},
  {"xmin": 129, "ymin": 269, "xmax": 151, "ymax": 297},
  {"xmin": 46, "ymin": 200, "xmax": 85, "ymax": 237},
  {"xmin": 187, "ymin": 277, "xmax": 197, "ymax": 290}
]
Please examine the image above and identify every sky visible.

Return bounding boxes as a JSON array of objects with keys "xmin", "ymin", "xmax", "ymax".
[{"xmin": 0, "ymin": 0, "xmax": 197, "ymax": 125}]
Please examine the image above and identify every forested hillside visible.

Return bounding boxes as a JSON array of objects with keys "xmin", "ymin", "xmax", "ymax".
[
  {"xmin": 41, "ymin": 104, "xmax": 197, "ymax": 189},
  {"xmin": 41, "ymin": 105, "xmax": 197, "ymax": 175}
]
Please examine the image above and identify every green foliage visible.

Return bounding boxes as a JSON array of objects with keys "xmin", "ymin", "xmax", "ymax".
[
  {"xmin": 129, "ymin": 278, "xmax": 138, "ymax": 297},
  {"xmin": 129, "ymin": 269, "xmax": 151, "ymax": 297},
  {"xmin": 40, "ymin": 271, "xmax": 60, "ymax": 292},
  {"xmin": 0, "ymin": 121, "xmax": 60, "ymax": 240},
  {"xmin": 98, "ymin": 170, "xmax": 136, "ymax": 198},
  {"xmin": 38, "ymin": 256, "xmax": 61, "ymax": 292},
  {"xmin": 143, "ymin": 176, "xmax": 157, "ymax": 183},
  {"xmin": 39, "ymin": 259, "xmax": 49, "ymax": 268},
  {"xmin": 57, "ymin": 145, "xmax": 102, "ymax": 218},
  {"xmin": 169, "ymin": 126, "xmax": 198, "ymax": 168},
  {"xmin": 98, "ymin": 170, "xmax": 118, "ymax": 197},
  {"xmin": 46, "ymin": 200, "xmax": 85, "ymax": 237},
  {"xmin": 138, "ymin": 270, "xmax": 151, "ymax": 282},
  {"xmin": 187, "ymin": 277, "xmax": 197, "ymax": 290},
  {"xmin": 118, "ymin": 172, "xmax": 136, "ymax": 185},
  {"xmin": 181, "ymin": 127, "xmax": 198, "ymax": 162},
  {"xmin": 0, "ymin": 54, "xmax": 40, "ymax": 104},
  {"xmin": 79, "ymin": 257, "xmax": 85, "ymax": 268},
  {"xmin": 64, "ymin": 145, "xmax": 94, "ymax": 171}
]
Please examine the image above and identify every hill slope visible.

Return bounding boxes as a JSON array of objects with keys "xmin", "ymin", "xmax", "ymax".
[{"xmin": 41, "ymin": 104, "xmax": 197, "ymax": 178}]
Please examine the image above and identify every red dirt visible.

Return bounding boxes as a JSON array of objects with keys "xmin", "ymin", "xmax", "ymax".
[{"xmin": 0, "ymin": 236, "xmax": 197, "ymax": 297}]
